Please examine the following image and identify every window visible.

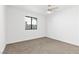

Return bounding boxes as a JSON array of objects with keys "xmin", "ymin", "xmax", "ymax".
[{"xmin": 25, "ymin": 16, "xmax": 37, "ymax": 30}]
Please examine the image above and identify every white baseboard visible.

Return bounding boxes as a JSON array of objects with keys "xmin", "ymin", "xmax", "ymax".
[
  {"xmin": 47, "ymin": 36, "xmax": 79, "ymax": 46},
  {"xmin": 6, "ymin": 36, "xmax": 79, "ymax": 47},
  {"xmin": 7, "ymin": 36, "xmax": 45, "ymax": 44},
  {"xmin": 0, "ymin": 44, "xmax": 6, "ymax": 54}
]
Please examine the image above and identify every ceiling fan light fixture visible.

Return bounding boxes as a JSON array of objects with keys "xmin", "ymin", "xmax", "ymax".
[
  {"xmin": 47, "ymin": 10, "xmax": 51, "ymax": 14},
  {"xmin": 47, "ymin": 5, "xmax": 58, "ymax": 14}
]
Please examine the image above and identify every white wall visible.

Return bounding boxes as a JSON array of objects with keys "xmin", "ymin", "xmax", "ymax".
[
  {"xmin": 6, "ymin": 5, "xmax": 79, "ymax": 46},
  {"xmin": 6, "ymin": 6, "xmax": 46, "ymax": 44},
  {"xmin": 47, "ymin": 6, "xmax": 79, "ymax": 46},
  {"xmin": 0, "ymin": 5, "xmax": 6, "ymax": 53}
]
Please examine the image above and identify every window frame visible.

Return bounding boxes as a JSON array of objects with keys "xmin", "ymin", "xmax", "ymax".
[{"xmin": 25, "ymin": 16, "xmax": 37, "ymax": 30}]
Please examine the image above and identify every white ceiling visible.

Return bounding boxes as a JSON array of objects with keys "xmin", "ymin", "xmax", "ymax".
[
  {"xmin": 8, "ymin": 5, "xmax": 71, "ymax": 15},
  {"xmin": 10, "ymin": 5, "xmax": 48, "ymax": 15}
]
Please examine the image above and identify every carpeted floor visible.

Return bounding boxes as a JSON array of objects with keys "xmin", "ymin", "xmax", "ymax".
[{"xmin": 3, "ymin": 37, "xmax": 79, "ymax": 54}]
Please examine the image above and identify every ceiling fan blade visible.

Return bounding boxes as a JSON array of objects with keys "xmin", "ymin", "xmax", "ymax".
[{"xmin": 51, "ymin": 7, "xmax": 58, "ymax": 10}]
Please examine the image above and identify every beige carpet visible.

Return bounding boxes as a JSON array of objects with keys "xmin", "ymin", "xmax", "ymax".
[{"xmin": 3, "ymin": 37, "xmax": 79, "ymax": 54}]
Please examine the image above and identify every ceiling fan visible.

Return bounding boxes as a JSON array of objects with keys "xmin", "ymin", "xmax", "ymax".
[{"xmin": 47, "ymin": 5, "xmax": 58, "ymax": 14}]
